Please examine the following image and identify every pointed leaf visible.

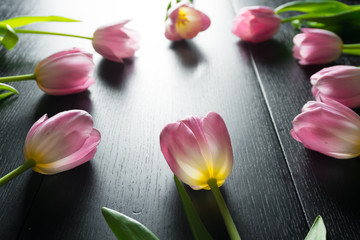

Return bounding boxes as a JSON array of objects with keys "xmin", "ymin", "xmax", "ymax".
[
  {"xmin": 0, "ymin": 92, "xmax": 15, "ymax": 101},
  {"xmin": 0, "ymin": 83, "xmax": 19, "ymax": 95},
  {"xmin": 275, "ymin": 0, "xmax": 350, "ymax": 14},
  {"xmin": 305, "ymin": 215, "xmax": 326, "ymax": 240},
  {"xmin": 0, "ymin": 16, "xmax": 79, "ymax": 32},
  {"xmin": 0, "ymin": 24, "xmax": 19, "ymax": 50},
  {"xmin": 174, "ymin": 175, "xmax": 213, "ymax": 240},
  {"xmin": 101, "ymin": 207, "xmax": 159, "ymax": 240}
]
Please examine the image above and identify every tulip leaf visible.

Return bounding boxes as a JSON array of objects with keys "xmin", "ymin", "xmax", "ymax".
[
  {"xmin": 275, "ymin": 0, "xmax": 350, "ymax": 14},
  {"xmin": 0, "ymin": 16, "xmax": 79, "ymax": 32},
  {"xmin": 304, "ymin": 215, "xmax": 326, "ymax": 240},
  {"xmin": 0, "ymin": 92, "xmax": 15, "ymax": 100},
  {"xmin": 0, "ymin": 83, "xmax": 19, "ymax": 94},
  {"xmin": 174, "ymin": 175, "xmax": 213, "ymax": 240},
  {"xmin": 0, "ymin": 83, "xmax": 19, "ymax": 100},
  {"xmin": 101, "ymin": 207, "xmax": 160, "ymax": 240},
  {"xmin": 0, "ymin": 24, "xmax": 19, "ymax": 50}
]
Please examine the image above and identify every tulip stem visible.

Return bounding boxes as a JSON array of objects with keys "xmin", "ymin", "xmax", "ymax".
[
  {"xmin": 0, "ymin": 74, "xmax": 36, "ymax": 83},
  {"xmin": 0, "ymin": 159, "xmax": 36, "ymax": 187},
  {"xmin": 208, "ymin": 178, "xmax": 241, "ymax": 240},
  {"xmin": 343, "ymin": 44, "xmax": 360, "ymax": 49},
  {"xmin": 15, "ymin": 29, "xmax": 93, "ymax": 40}
]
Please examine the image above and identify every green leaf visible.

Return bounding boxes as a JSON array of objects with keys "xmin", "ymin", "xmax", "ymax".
[
  {"xmin": 0, "ymin": 92, "xmax": 14, "ymax": 100},
  {"xmin": 0, "ymin": 24, "xmax": 19, "ymax": 50},
  {"xmin": 0, "ymin": 16, "xmax": 79, "ymax": 32},
  {"xmin": 305, "ymin": 215, "xmax": 326, "ymax": 240},
  {"xmin": 275, "ymin": 0, "xmax": 350, "ymax": 14},
  {"xmin": 101, "ymin": 207, "xmax": 159, "ymax": 240},
  {"xmin": 0, "ymin": 83, "xmax": 19, "ymax": 95},
  {"xmin": 0, "ymin": 83, "xmax": 19, "ymax": 101},
  {"xmin": 174, "ymin": 175, "xmax": 213, "ymax": 240}
]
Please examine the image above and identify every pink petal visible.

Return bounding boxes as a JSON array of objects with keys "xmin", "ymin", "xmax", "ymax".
[
  {"xmin": 160, "ymin": 122, "xmax": 210, "ymax": 189},
  {"xmin": 202, "ymin": 112, "xmax": 233, "ymax": 183}
]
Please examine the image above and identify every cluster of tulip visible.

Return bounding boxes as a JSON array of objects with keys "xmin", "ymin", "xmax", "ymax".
[
  {"xmin": 0, "ymin": 19, "xmax": 139, "ymax": 96},
  {"xmin": 217, "ymin": 1, "xmax": 360, "ymax": 160}
]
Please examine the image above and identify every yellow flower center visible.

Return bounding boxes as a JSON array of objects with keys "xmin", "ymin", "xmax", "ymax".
[{"xmin": 176, "ymin": 8, "xmax": 189, "ymax": 27}]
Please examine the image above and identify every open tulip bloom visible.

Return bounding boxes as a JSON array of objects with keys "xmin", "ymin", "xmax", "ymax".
[
  {"xmin": 164, "ymin": 1, "xmax": 210, "ymax": 41},
  {"xmin": 0, "ymin": 48, "xmax": 95, "ymax": 95},
  {"xmin": 291, "ymin": 99, "xmax": 360, "ymax": 159},
  {"xmin": 160, "ymin": 112, "xmax": 241, "ymax": 240},
  {"xmin": 0, "ymin": 110, "xmax": 101, "ymax": 186}
]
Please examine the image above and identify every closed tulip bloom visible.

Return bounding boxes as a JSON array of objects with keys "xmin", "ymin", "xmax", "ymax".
[
  {"xmin": 293, "ymin": 28, "xmax": 343, "ymax": 65},
  {"xmin": 160, "ymin": 112, "xmax": 233, "ymax": 190},
  {"xmin": 35, "ymin": 49, "xmax": 95, "ymax": 95},
  {"xmin": 92, "ymin": 20, "xmax": 140, "ymax": 62},
  {"xmin": 165, "ymin": 2, "xmax": 211, "ymax": 41},
  {"xmin": 24, "ymin": 110, "xmax": 101, "ymax": 174},
  {"xmin": 291, "ymin": 100, "xmax": 360, "ymax": 159},
  {"xmin": 232, "ymin": 6, "xmax": 281, "ymax": 43},
  {"xmin": 311, "ymin": 65, "xmax": 360, "ymax": 108}
]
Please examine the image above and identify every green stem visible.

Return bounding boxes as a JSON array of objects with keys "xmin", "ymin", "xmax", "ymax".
[
  {"xmin": 207, "ymin": 178, "xmax": 241, "ymax": 240},
  {"xmin": 342, "ymin": 44, "xmax": 360, "ymax": 49},
  {"xmin": 342, "ymin": 44, "xmax": 360, "ymax": 56},
  {"xmin": 0, "ymin": 159, "xmax": 36, "ymax": 187},
  {"xmin": 0, "ymin": 74, "xmax": 36, "ymax": 83},
  {"xmin": 15, "ymin": 29, "xmax": 93, "ymax": 40}
]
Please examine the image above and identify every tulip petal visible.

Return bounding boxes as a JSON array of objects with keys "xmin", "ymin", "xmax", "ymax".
[
  {"xmin": 26, "ymin": 110, "xmax": 93, "ymax": 163},
  {"xmin": 292, "ymin": 101, "xmax": 360, "ymax": 159},
  {"xmin": 175, "ymin": 7, "xmax": 202, "ymax": 39},
  {"xmin": 34, "ymin": 128, "xmax": 101, "ymax": 174},
  {"xmin": 160, "ymin": 122, "xmax": 210, "ymax": 189},
  {"xmin": 202, "ymin": 112, "xmax": 233, "ymax": 186}
]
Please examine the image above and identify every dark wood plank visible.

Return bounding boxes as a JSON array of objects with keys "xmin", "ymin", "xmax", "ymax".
[
  {"xmin": 231, "ymin": 0, "xmax": 360, "ymax": 238},
  {"xmin": 1, "ymin": 0, "xmax": 308, "ymax": 239}
]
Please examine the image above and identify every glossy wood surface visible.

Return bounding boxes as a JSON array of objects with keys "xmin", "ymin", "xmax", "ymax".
[{"xmin": 0, "ymin": 0, "xmax": 359, "ymax": 239}]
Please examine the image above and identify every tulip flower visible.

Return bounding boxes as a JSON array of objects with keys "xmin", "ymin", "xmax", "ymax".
[
  {"xmin": 292, "ymin": 28, "xmax": 343, "ymax": 65},
  {"xmin": 165, "ymin": 2, "xmax": 210, "ymax": 41},
  {"xmin": 92, "ymin": 20, "xmax": 140, "ymax": 62},
  {"xmin": 291, "ymin": 100, "xmax": 360, "ymax": 159},
  {"xmin": 311, "ymin": 65, "xmax": 360, "ymax": 108},
  {"xmin": 160, "ymin": 112, "xmax": 233, "ymax": 190},
  {"xmin": 232, "ymin": 6, "xmax": 281, "ymax": 43},
  {"xmin": 0, "ymin": 110, "xmax": 101, "ymax": 186},
  {"xmin": 160, "ymin": 112, "xmax": 241, "ymax": 240},
  {"xmin": 0, "ymin": 48, "xmax": 95, "ymax": 95}
]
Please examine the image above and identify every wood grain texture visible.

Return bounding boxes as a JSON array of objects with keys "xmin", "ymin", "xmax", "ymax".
[
  {"xmin": 231, "ymin": 0, "xmax": 360, "ymax": 239},
  {"xmin": 0, "ymin": 0, "xmax": 309, "ymax": 239}
]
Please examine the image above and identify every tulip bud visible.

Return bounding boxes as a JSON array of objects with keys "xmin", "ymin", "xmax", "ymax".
[
  {"xmin": 165, "ymin": 2, "xmax": 211, "ymax": 41},
  {"xmin": 293, "ymin": 28, "xmax": 343, "ymax": 65},
  {"xmin": 311, "ymin": 65, "xmax": 360, "ymax": 108},
  {"xmin": 34, "ymin": 48, "xmax": 95, "ymax": 95},
  {"xmin": 24, "ymin": 110, "xmax": 101, "ymax": 174},
  {"xmin": 160, "ymin": 112, "xmax": 233, "ymax": 190},
  {"xmin": 232, "ymin": 6, "xmax": 281, "ymax": 43},
  {"xmin": 92, "ymin": 20, "xmax": 140, "ymax": 63},
  {"xmin": 291, "ymin": 100, "xmax": 360, "ymax": 159}
]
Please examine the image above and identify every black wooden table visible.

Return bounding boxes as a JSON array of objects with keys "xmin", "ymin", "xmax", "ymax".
[{"xmin": 1, "ymin": 0, "xmax": 360, "ymax": 239}]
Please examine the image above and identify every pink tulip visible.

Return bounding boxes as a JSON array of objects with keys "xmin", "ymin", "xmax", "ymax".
[
  {"xmin": 92, "ymin": 20, "xmax": 140, "ymax": 62},
  {"xmin": 231, "ymin": 6, "xmax": 281, "ymax": 43},
  {"xmin": 160, "ymin": 112, "xmax": 233, "ymax": 190},
  {"xmin": 291, "ymin": 100, "xmax": 360, "ymax": 159},
  {"xmin": 311, "ymin": 65, "xmax": 360, "ymax": 108},
  {"xmin": 293, "ymin": 28, "xmax": 343, "ymax": 65},
  {"xmin": 24, "ymin": 110, "xmax": 101, "ymax": 174},
  {"xmin": 35, "ymin": 48, "xmax": 95, "ymax": 95},
  {"xmin": 165, "ymin": 2, "xmax": 211, "ymax": 41}
]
